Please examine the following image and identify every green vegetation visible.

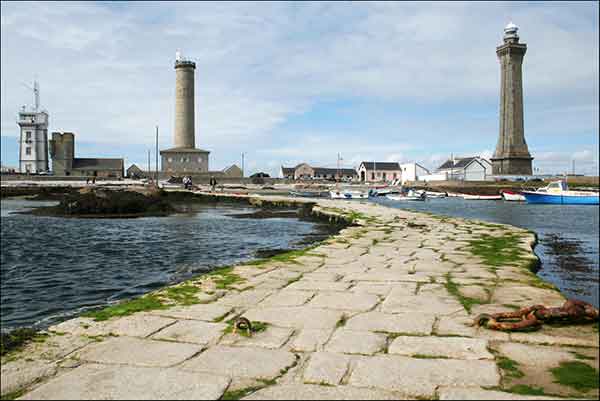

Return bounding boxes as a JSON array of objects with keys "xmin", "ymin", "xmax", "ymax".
[
  {"xmin": 83, "ymin": 294, "xmax": 167, "ymax": 321},
  {"xmin": 220, "ymin": 380, "xmax": 273, "ymax": 400},
  {"xmin": 467, "ymin": 233, "xmax": 524, "ymax": 269},
  {"xmin": 496, "ymin": 356, "xmax": 525, "ymax": 379},
  {"xmin": 162, "ymin": 284, "xmax": 202, "ymax": 306},
  {"xmin": 1, "ymin": 328, "xmax": 48, "ymax": 357},
  {"xmin": 550, "ymin": 361, "xmax": 599, "ymax": 392},
  {"xmin": 412, "ymin": 354, "xmax": 449, "ymax": 359},
  {"xmin": 507, "ymin": 385, "xmax": 546, "ymax": 396},
  {"xmin": 444, "ymin": 273, "xmax": 487, "ymax": 314},
  {"xmin": 207, "ymin": 267, "xmax": 246, "ymax": 289}
]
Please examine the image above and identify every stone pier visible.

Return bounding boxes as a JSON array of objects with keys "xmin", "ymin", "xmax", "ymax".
[{"xmin": 1, "ymin": 194, "xmax": 598, "ymax": 400}]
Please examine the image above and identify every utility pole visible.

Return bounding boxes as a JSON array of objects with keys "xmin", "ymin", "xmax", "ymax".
[
  {"xmin": 155, "ymin": 126, "xmax": 159, "ymax": 184},
  {"xmin": 572, "ymin": 160, "xmax": 575, "ymax": 176},
  {"xmin": 241, "ymin": 152, "xmax": 245, "ymax": 178},
  {"xmin": 147, "ymin": 150, "xmax": 151, "ymax": 182}
]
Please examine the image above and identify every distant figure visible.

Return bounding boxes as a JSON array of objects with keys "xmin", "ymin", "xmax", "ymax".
[
  {"xmin": 210, "ymin": 176, "xmax": 217, "ymax": 192},
  {"xmin": 186, "ymin": 176, "xmax": 193, "ymax": 190},
  {"xmin": 92, "ymin": 177, "xmax": 96, "ymax": 185}
]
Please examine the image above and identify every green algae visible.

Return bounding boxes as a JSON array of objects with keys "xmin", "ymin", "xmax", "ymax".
[
  {"xmin": 506, "ymin": 384, "xmax": 547, "ymax": 396},
  {"xmin": 444, "ymin": 273, "xmax": 487, "ymax": 314},
  {"xmin": 467, "ymin": 233, "xmax": 524, "ymax": 268},
  {"xmin": 496, "ymin": 356, "xmax": 525, "ymax": 379},
  {"xmin": 1, "ymin": 329, "xmax": 48, "ymax": 358},
  {"xmin": 223, "ymin": 318, "xmax": 269, "ymax": 338},
  {"xmin": 83, "ymin": 294, "xmax": 167, "ymax": 322},
  {"xmin": 550, "ymin": 361, "xmax": 599, "ymax": 392}
]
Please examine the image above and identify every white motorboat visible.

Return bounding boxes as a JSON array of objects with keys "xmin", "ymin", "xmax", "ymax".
[
  {"xmin": 386, "ymin": 190, "xmax": 426, "ymax": 201},
  {"xmin": 423, "ymin": 191, "xmax": 448, "ymax": 198},
  {"xmin": 501, "ymin": 190, "xmax": 526, "ymax": 202},
  {"xmin": 460, "ymin": 194, "xmax": 502, "ymax": 200}
]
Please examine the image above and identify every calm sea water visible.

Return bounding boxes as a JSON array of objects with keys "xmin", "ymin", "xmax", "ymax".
[
  {"xmin": 372, "ymin": 197, "xmax": 599, "ymax": 307},
  {"xmin": 0, "ymin": 200, "xmax": 333, "ymax": 331}
]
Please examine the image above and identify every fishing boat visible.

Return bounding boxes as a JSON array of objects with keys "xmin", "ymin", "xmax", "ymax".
[
  {"xmin": 330, "ymin": 190, "xmax": 369, "ymax": 200},
  {"xmin": 501, "ymin": 190, "xmax": 526, "ymax": 202},
  {"xmin": 461, "ymin": 194, "xmax": 502, "ymax": 200},
  {"xmin": 522, "ymin": 180, "xmax": 599, "ymax": 205}
]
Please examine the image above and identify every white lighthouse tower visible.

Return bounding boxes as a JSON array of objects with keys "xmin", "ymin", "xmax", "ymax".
[{"xmin": 17, "ymin": 81, "xmax": 49, "ymax": 173}]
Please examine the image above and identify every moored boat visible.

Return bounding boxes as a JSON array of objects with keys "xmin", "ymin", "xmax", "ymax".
[
  {"xmin": 330, "ymin": 190, "xmax": 369, "ymax": 200},
  {"xmin": 289, "ymin": 190, "xmax": 328, "ymax": 198},
  {"xmin": 501, "ymin": 190, "xmax": 526, "ymax": 202},
  {"xmin": 522, "ymin": 180, "xmax": 599, "ymax": 205},
  {"xmin": 461, "ymin": 194, "xmax": 502, "ymax": 200},
  {"xmin": 386, "ymin": 190, "xmax": 426, "ymax": 201}
]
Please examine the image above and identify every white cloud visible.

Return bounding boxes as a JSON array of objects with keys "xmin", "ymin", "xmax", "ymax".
[{"xmin": 1, "ymin": 1, "xmax": 598, "ymax": 176}]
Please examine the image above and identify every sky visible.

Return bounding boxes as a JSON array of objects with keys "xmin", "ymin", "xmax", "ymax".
[{"xmin": 1, "ymin": 1, "xmax": 598, "ymax": 176}]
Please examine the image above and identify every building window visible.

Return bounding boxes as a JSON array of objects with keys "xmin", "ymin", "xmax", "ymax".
[
  {"xmin": 383, "ymin": 172, "xmax": 387, "ymax": 181},
  {"xmin": 26, "ymin": 147, "xmax": 31, "ymax": 155},
  {"xmin": 393, "ymin": 173, "xmax": 397, "ymax": 179},
  {"xmin": 198, "ymin": 157, "xmax": 202, "ymax": 163},
  {"xmin": 26, "ymin": 131, "xmax": 32, "ymax": 140},
  {"xmin": 371, "ymin": 172, "xmax": 375, "ymax": 180}
]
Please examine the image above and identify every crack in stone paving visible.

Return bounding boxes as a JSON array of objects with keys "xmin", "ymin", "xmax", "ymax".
[{"xmin": 2, "ymin": 193, "xmax": 598, "ymax": 400}]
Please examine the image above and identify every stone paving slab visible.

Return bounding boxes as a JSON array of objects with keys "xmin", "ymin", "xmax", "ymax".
[
  {"xmin": 308, "ymin": 292, "xmax": 380, "ymax": 312},
  {"xmin": 217, "ymin": 289, "xmax": 273, "ymax": 308},
  {"xmin": 349, "ymin": 355, "xmax": 501, "ymax": 398},
  {"xmin": 302, "ymin": 272, "xmax": 343, "ymax": 282},
  {"xmin": 26, "ymin": 334, "xmax": 95, "ymax": 361},
  {"xmin": 388, "ymin": 336, "xmax": 493, "ymax": 360},
  {"xmin": 243, "ymin": 307, "xmax": 344, "ymax": 329},
  {"xmin": 151, "ymin": 320, "xmax": 227, "ymax": 345},
  {"xmin": 286, "ymin": 281, "xmax": 351, "ymax": 292},
  {"xmin": 345, "ymin": 312, "xmax": 435, "ymax": 335},
  {"xmin": 325, "ymin": 330, "xmax": 387, "ymax": 356},
  {"xmin": 495, "ymin": 342, "xmax": 577, "ymax": 368},
  {"xmin": 222, "ymin": 327, "xmax": 294, "ymax": 349},
  {"xmin": 180, "ymin": 346, "xmax": 296, "ymax": 380},
  {"xmin": 243, "ymin": 384, "xmax": 402, "ymax": 400},
  {"xmin": 259, "ymin": 290, "xmax": 315, "ymax": 307},
  {"xmin": 290, "ymin": 328, "xmax": 335, "ymax": 352},
  {"xmin": 0, "ymin": 360, "xmax": 57, "ymax": 396},
  {"xmin": 303, "ymin": 352, "xmax": 351, "ymax": 386},
  {"xmin": 382, "ymin": 294, "xmax": 464, "ymax": 315},
  {"xmin": 102, "ymin": 314, "xmax": 177, "ymax": 338},
  {"xmin": 437, "ymin": 386, "xmax": 564, "ymax": 400},
  {"xmin": 349, "ymin": 283, "xmax": 392, "ymax": 296},
  {"xmin": 19, "ymin": 364, "xmax": 230, "ymax": 400},
  {"xmin": 75, "ymin": 337, "xmax": 203, "ymax": 367},
  {"xmin": 152, "ymin": 304, "xmax": 232, "ymax": 322}
]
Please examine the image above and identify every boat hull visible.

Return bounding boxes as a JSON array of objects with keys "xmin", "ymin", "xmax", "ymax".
[
  {"xmin": 502, "ymin": 191, "xmax": 526, "ymax": 202},
  {"xmin": 330, "ymin": 191, "xmax": 368, "ymax": 200},
  {"xmin": 461, "ymin": 194, "xmax": 502, "ymax": 200},
  {"xmin": 522, "ymin": 191, "xmax": 599, "ymax": 205},
  {"xmin": 386, "ymin": 194, "xmax": 425, "ymax": 201}
]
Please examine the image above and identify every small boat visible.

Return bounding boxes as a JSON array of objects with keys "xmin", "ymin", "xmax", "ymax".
[
  {"xmin": 501, "ymin": 190, "xmax": 526, "ymax": 202},
  {"xmin": 368, "ymin": 187, "xmax": 401, "ymax": 197},
  {"xmin": 423, "ymin": 191, "xmax": 448, "ymax": 198},
  {"xmin": 386, "ymin": 190, "xmax": 426, "ymax": 201},
  {"xmin": 330, "ymin": 190, "xmax": 369, "ymax": 200},
  {"xmin": 289, "ymin": 190, "xmax": 328, "ymax": 198},
  {"xmin": 522, "ymin": 180, "xmax": 599, "ymax": 205},
  {"xmin": 461, "ymin": 194, "xmax": 502, "ymax": 200}
]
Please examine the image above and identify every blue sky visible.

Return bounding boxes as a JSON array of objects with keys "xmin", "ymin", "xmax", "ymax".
[{"xmin": 1, "ymin": 1, "xmax": 598, "ymax": 176}]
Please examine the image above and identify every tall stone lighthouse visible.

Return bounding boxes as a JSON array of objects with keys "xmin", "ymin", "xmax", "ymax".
[
  {"xmin": 161, "ymin": 51, "xmax": 210, "ymax": 174},
  {"xmin": 491, "ymin": 22, "xmax": 533, "ymax": 176}
]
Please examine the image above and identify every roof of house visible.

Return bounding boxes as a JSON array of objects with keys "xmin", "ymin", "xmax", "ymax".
[
  {"xmin": 313, "ymin": 167, "xmax": 357, "ymax": 176},
  {"xmin": 281, "ymin": 167, "xmax": 295, "ymax": 176},
  {"xmin": 72, "ymin": 158, "xmax": 123, "ymax": 171},
  {"xmin": 437, "ymin": 157, "xmax": 479, "ymax": 170},
  {"xmin": 360, "ymin": 162, "xmax": 401, "ymax": 171},
  {"xmin": 223, "ymin": 164, "xmax": 242, "ymax": 173},
  {"xmin": 160, "ymin": 147, "xmax": 210, "ymax": 154}
]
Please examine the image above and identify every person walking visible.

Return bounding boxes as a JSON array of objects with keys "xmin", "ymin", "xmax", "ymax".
[{"xmin": 210, "ymin": 176, "xmax": 217, "ymax": 192}]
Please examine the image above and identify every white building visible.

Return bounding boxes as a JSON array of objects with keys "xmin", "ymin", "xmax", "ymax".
[
  {"xmin": 436, "ymin": 157, "xmax": 493, "ymax": 181},
  {"xmin": 400, "ymin": 163, "xmax": 430, "ymax": 184},
  {"xmin": 17, "ymin": 82, "xmax": 49, "ymax": 174},
  {"xmin": 357, "ymin": 162, "xmax": 402, "ymax": 183}
]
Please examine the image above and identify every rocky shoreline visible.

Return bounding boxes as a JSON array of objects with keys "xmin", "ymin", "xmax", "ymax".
[{"xmin": 1, "ymin": 192, "xmax": 598, "ymax": 400}]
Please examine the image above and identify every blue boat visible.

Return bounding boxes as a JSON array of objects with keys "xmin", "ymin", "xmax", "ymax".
[{"xmin": 522, "ymin": 180, "xmax": 599, "ymax": 205}]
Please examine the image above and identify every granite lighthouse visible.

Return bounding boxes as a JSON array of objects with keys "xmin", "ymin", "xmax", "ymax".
[
  {"xmin": 491, "ymin": 22, "xmax": 533, "ymax": 176},
  {"xmin": 161, "ymin": 51, "xmax": 210, "ymax": 174}
]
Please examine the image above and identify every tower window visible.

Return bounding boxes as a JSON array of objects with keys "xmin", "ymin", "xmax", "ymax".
[
  {"xmin": 26, "ymin": 131, "xmax": 32, "ymax": 140},
  {"xmin": 26, "ymin": 147, "xmax": 31, "ymax": 155}
]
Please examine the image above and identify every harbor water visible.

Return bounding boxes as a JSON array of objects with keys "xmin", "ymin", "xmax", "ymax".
[
  {"xmin": 0, "ymin": 200, "xmax": 335, "ymax": 331},
  {"xmin": 373, "ymin": 196, "xmax": 599, "ymax": 308}
]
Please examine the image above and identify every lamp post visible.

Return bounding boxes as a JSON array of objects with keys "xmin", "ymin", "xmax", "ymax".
[{"xmin": 241, "ymin": 152, "xmax": 245, "ymax": 178}]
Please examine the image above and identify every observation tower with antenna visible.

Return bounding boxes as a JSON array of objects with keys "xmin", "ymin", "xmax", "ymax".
[{"xmin": 17, "ymin": 80, "xmax": 49, "ymax": 173}]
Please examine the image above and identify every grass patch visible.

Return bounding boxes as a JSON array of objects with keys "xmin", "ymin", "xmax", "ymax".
[
  {"xmin": 412, "ymin": 354, "xmax": 449, "ymax": 359},
  {"xmin": 550, "ymin": 361, "xmax": 599, "ymax": 392},
  {"xmin": 467, "ymin": 233, "xmax": 525, "ymax": 268},
  {"xmin": 220, "ymin": 383, "xmax": 268, "ymax": 400},
  {"xmin": 497, "ymin": 356, "xmax": 525, "ymax": 379},
  {"xmin": 507, "ymin": 384, "xmax": 546, "ymax": 396},
  {"xmin": 207, "ymin": 266, "xmax": 246, "ymax": 289},
  {"xmin": 82, "ymin": 294, "xmax": 167, "ymax": 322},
  {"xmin": 162, "ymin": 284, "xmax": 201, "ymax": 306},
  {"xmin": 444, "ymin": 273, "xmax": 487, "ymax": 314},
  {"xmin": 1, "ymin": 328, "xmax": 48, "ymax": 357}
]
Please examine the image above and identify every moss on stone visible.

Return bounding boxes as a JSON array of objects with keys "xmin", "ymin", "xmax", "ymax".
[
  {"xmin": 467, "ymin": 233, "xmax": 524, "ymax": 268},
  {"xmin": 550, "ymin": 361, "xmax": 599, "ymax": 392},
  {"xmin": 82, "ymin": 295, "xmax": 167, "ymax": 321},
  {"xmin": 1, "ymin": 388, "xmax": 28, "ymax": 400},
  {"xmin": 496, "ymin": 356, "xmax": 525, "ymax": 379},
  {"xmin": 507, "ymin": 384, "xmax": 546, "ymax": 396},
  {"xmin": 444, "ymin": 273, "xmax": 487, "ymax": 314},
  {"xmin": 0, "ymin": 328, "xmax": 48, "ymax": 357},
  {"xmin": 223, "ymin": 319, "xmax": 269, "ymax": 338}
]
